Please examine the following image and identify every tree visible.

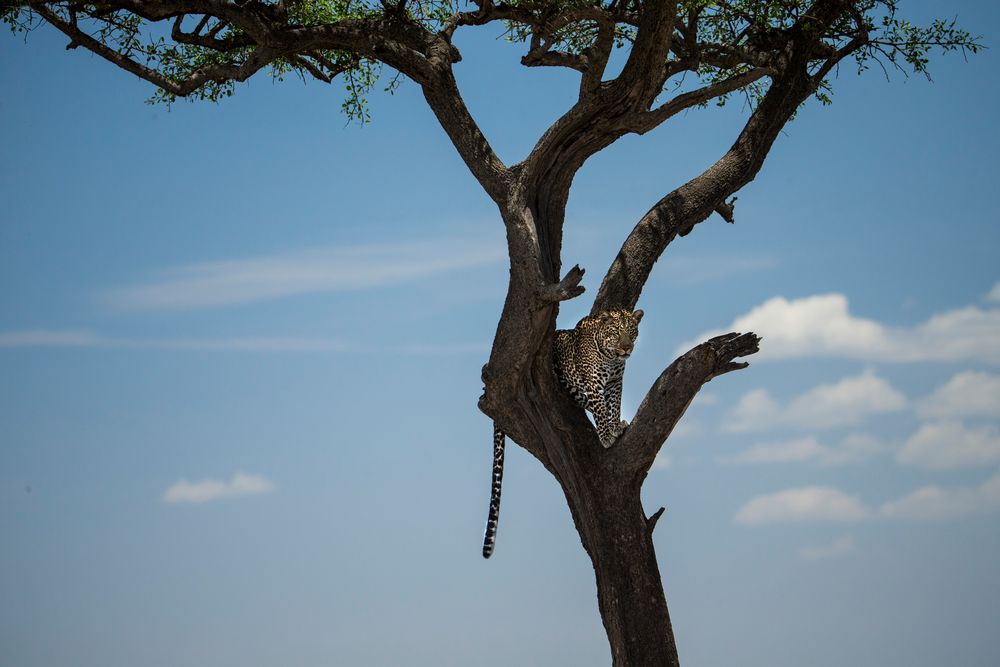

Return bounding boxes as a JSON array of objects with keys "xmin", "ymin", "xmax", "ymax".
[{"xmin": 3, "ymin": 1, "xmax": 980, "ymax": 664}]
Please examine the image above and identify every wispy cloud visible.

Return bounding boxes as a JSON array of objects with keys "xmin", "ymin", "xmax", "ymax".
[
  {"xmin": 917, "ymin": 371, "xmax": 1000, "ymax": 420},
  {"xmin": 0, "ymin": 330, "xmax": 107, "ymax": 348},
  {"xmin": 0, "ymin": 330, "xmax": 348, "ymax": 352},
  {"xmin": 737, "ymin": 472, "xmax": 1000, "ymax": 525},
  {"xmin": 390, "ymin": 342, "xmax": 491, "ymax": 356},
  {"xmin": 734, "ymin": 486, "xmax": 870, "ymax": 525},
  {"xmin": 897, "ymin": 421, "xmax": 1000, "ymax": 470},
  {"xmin": 724, "ymin": 433, "xmax": 885, "ymax": 467},
  {"xmin": 724, "ymin": 370, "xmax": 906, "ymax": 433},
  {"xmin": 105, "ymin": 238, "xmax": 506, "ymax": 310},
  {"xmin": 879, "ymin": 470, "xmax": 1000, "ymax": 520},
  {"xmin": 679, "ymin": 290, "xmax": 1000, "ymax": 364},
  {"xmin": 988, "ymin": 281, "xmax": 1000, "ymax": 303},
  {"xmin": 799, "ymin": 535, "xmax": 855, "ymax": 560},
  {"xmin": 162, "ymin": 472, "xmax": 274, "ymax": 504}
]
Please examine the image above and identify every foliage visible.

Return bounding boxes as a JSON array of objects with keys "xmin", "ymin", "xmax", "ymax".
[{"xmin": 2, "ymin": 1, "xmax": 982, "ymax": 121}]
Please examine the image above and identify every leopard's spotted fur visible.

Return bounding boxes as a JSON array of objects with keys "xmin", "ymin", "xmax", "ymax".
[{"xmin": 482, "ymin": 308, "xmax": 643, "ymax": 559}]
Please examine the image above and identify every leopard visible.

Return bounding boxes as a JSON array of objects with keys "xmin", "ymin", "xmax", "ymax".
[{"xmin": 482, "ymin": 308, "xmax": 643, "ymax": 558}]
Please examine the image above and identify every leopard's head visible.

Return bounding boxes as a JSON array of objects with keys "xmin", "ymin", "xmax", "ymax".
[{"xmin": 592, "ymin": 309, "xmax": 643, "ymax": 359}]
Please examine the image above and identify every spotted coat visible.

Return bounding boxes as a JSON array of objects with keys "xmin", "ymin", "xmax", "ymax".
[
  {"xmin": 482, "ymin": 308, "xmax": 643, "ymax": 559},
  {"xmin": 552, "ymin": 308, "xmax": 643, "ymax": 447}
]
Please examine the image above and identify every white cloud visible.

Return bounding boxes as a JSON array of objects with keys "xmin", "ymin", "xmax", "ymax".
[
  {"xmin": 679, "ymin": 292, "xmax": 1000, "ymax": 364},
  {"xmin": 917, "ymin": 371, "xmax": 1000, "ymax": 420},
  {"xmin": 105, "ymin": 238, "xmax": 506, "ymax": 310},
  {"xmin": 879, "ymin": 470, "xmax": 1000, "ymax": 520},
  {"xmin": 897, "ymin": 421, "xmax": 1000, "ymax": 470},
  {"xmin": 726, "ymin": 436, "xmax": 827, "ymax": 463},
  {"xmin": 0, "ymin": 330, "xmax": 347, "ymax": 352},
  {"xmin": 734, "ymin": 486, "xmax": 869, "ymax": 525},
  {"xmin": 799, "ymin": 535, "xmax": 855, "ymax": 560},
  {"xmin": 725, "ymin": 370, "xmax": 906, "ymax": 433},
  {"xmin": 988, "ymin": 281, "xmax": 1000, "ymax": 303},
  {"xmin": 162, "ymin": 472, "xmax": 274, "ymax": 504},
  {"xmin": 725, "ymin": 433, "xmax": 884, "ymax": 466},
  {"xmin": 737, "ymin": 472, "xmax": 1000, "ymax": 526}
]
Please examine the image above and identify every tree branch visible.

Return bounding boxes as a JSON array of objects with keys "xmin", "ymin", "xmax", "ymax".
[
  {"xmin": 615, "ymin": 332, "xmax": 761, "ymax": 474},
  {"xmin": 579, "ymin": 15, "xmax": 616, "ymax": 97},
  {"xmin": 591, "ymin": 3, "xmax": 853, "ymax": 315},
  {"xmin": 646, "ymin": 506, "xmax": 666, "ymax": 534},
  {"xmin": 537, "ymin": 264, "xmax": 585, "ymax": 303},
  {"xmin": 627, "ymin": 67, "xmax": 773, "ymax": 134},
  {"xmin": 522, "ymin": 34, "xmax": 588, "ymax": 72},
  {"xmin": 420, "ymin": 65, "xmax": 511, "ymax": 205},
  {"xmin": 171, "ymin": 14, "xmax": 250, "ymax": 50},
  {"xmin": 32, "ymin": 3, "xmax": 277, "ymax": 96},
  {"xmin": 612, "ymin": 0, "xmax": 677, "ymax": 102}
]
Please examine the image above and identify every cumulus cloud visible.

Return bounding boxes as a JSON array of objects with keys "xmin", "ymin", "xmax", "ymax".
[
  {"xmin": 896, "ymin": 421, "xmax": 1000, "ymax": 470},
  {"xmin": 725, "ymin": 433, "xmax": 885, "ymax": 466},
  {"xmin": 679, "ymin": 292, "xmax": 1000, "ymax": 364},
  {"xmin": 0, "ymin": 330, "xmax": 347, "ymax": 352},
  {"xmin": 106, "ymin": 238, "xmax": 505, "ymax": 310},
  {"xmin": 738, "ymin": 472, "xmax": 1000, "ymax": 526},
  {"xmin": 162, "ymin": 472, "xmax": 274, "ymax": 504},
  {"xmin": 917, "ymin": 371, "xmax": 1000, "ymax": 420},
  {"xmin": 734, "ymin": 486, "xmax": 869, "ymax": 525},
  {"xmin": 799, "ymin": 535, "xmax": 855, "ymax": 560},
  {"xmin": 725, "ymin": 370, "xmax": 906, "ymax": 432},
  {"xmin": 879, "ymin": 470, "xmax": 1000, "ymax": 520}
]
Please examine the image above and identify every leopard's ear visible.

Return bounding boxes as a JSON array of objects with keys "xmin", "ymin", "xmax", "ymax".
[{"xmin": 633, "ymin": 309, "xmax": 644, "ymax": 323}]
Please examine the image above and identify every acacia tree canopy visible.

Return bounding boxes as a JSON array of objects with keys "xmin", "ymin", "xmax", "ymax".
[
  {"xmin": 1, "ymin": 1, "xmax": 980, "ymax": 115},
  {"xmin": 4, "ymin": 2, "xmax": 981, "ymax": 665}
]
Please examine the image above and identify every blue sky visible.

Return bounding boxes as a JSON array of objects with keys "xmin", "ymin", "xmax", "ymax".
[{"xmin": 2, "ymin": 2, "xmax": 999, "ymax": 665}]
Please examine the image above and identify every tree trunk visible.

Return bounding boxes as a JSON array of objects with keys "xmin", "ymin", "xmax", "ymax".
[{"xmin": 563, "ymin": 454, "xmax": 679, "ymax": 666}]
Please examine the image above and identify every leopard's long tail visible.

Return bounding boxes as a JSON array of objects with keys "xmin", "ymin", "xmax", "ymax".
[{"xmin": 482, "ymin": 423, "xmax": 505, "ymax": 559}]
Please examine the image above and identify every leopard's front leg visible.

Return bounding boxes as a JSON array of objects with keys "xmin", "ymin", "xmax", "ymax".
[
  {"xmin": 604, "ymin": 362, "xmax": 628, "ymax": 441},
  {"xmin": 586, "ymin": 373, "xmax": 620, "ymax": 448}
]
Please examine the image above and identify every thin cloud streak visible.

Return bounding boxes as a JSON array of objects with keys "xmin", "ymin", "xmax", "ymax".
[
  {"xmin": 105, "ymin": 238, "xmax": 507, "ymax": 310},
  {"xmin": 0, "ymin": 330, "xmax": 348, "ymax": 352},
  {"xmin": 0, "ymin": 330, "xmax": 107, "ymax": 347},
  {"xmin": 162, "ymin": 472, "xmax": 274, "ymax": 504},
  {"xmin": 723, "ymin": 433, "xmax": 885, "ymax": 467}
]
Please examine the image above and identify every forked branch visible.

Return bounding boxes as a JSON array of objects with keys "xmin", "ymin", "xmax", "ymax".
[
  {"xmin": 615, "ymin": 332, "xmax": 761, "ymax": 473},
  {"xmin": 537, "ymin": 264, "xmax": 586, "ymax": 303}
]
